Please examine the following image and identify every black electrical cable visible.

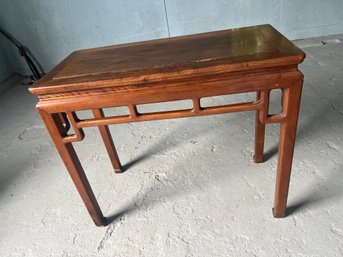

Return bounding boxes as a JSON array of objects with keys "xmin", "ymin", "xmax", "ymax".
[{"xmin": 0, "ymin": 27, "xmax": 44, "ymax": 82}]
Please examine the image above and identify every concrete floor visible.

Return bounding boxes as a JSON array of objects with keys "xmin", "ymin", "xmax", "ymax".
[{"xmin": 1, "ymin": 36, "xmax": 343, "ymax": 257}]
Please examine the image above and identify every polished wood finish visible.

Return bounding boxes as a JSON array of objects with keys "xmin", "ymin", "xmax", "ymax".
[
  {"xmin": 254, "ymin": 91, "xmax": 266, "ymax": 163},
  {"xmin": 29, "ymin": 24, "xmax": 305, "ymax": 226},
  {"xmin": 29, "ymin": 24, "xmax": 304, "ymax": 97},
  {"xmin": 273, "ymin": 80, "xmax": 303, "ymax": 217},
  {"xmin": 37, "ymin": 110, "xmax": 105, "ymax": 226},
  {"xmin": 92, "ymin": 109, "xmax": 122, "ymax": 173}
]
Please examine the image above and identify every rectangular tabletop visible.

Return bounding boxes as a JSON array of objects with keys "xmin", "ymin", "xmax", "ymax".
[{"xmin": 29, "ymin": 24, "xmax": 305, "ymax": 96}]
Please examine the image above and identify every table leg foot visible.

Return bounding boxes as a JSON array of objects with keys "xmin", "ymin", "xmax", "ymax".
[
  {"xmin": 253, "ymin": 154, "xmax": 264, "ymax": 163},
  {"xmin": 272, "ymin": 207, "xmax": 285, "ymax": 218},
  {"xmin": 114, "ymin": 168, "xmax": 122, "ymax": 173},
  {"xmin": 101, "ymin": 216, "xmax": 108, "ymax": 226}
]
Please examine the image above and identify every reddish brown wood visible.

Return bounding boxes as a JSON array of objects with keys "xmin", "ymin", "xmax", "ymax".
[
  {"xmin": 29, "ymin": 24, "xmax": 304, "ymax": 97},
  {"xmin": 273, "ymin": 79, "xmax": 303, "ymax": 217},
  {"xmin": 37, "ymin": 109, "xmax": 105, "ymax": 226},
  {"xmin": 78, "ymin": 101, "xmax": 263, "ymax": 128},
  {"xmin": 92, "ymin": 109, "xmax": 122, "ymax": 173},
  {"xmin": 254, "ymin": 91, "xmax": 266, "ymax": 163},
  {"xmin": 28, "ymin": 24, "xmax": 305, "ymax": 226},
  {"xmin": 61, "ymin": 112, "xmax": 85, "ymax": 143}
]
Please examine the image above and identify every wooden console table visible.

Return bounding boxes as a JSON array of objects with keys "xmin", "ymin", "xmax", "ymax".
[{"xmin": 29, "ymin": 24, "xmax": 305, "ymax": 226}]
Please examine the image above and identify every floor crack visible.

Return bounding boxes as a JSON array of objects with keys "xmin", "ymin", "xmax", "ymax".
[
  {"xmin": 97, "ymin": 216, "xmax": 125, "ymax": 252},
  {"xmin": 331, "ymin": 103, "xmax": 343, "ymax": 118}
]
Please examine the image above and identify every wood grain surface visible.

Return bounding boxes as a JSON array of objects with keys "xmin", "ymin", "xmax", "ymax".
[{"xmin": 29, "ymin": 24, "xmax": 304, "ymax": 96}]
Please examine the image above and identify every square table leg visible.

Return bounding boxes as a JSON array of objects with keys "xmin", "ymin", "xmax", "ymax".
[
  {"xmin": 38, "ymin": 109, "xmax": 106, "ymax": 226},
  {"xmin": 92, "ymin": 109, "xmax": 122, "ymax": 173},
  {"xmin": 273, "ymin": 78, "xmax": 303, "ymax": 217},
  {"xmin": 254, "ymin": 91, "xmax": 266, "ymax": 163}
]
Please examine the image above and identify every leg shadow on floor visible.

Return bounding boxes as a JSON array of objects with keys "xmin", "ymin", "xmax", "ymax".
[{"xmin": 286, "ymin": 163, "xmax": 343, "ymax": 216}]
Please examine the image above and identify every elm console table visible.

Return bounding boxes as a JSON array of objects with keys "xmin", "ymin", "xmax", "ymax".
[{"xmin": 29, "ymin": 24, "xmax": 305, "ymax": 226}]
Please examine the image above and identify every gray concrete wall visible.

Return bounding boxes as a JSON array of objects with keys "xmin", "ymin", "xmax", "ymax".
[
  {"xmin": 0, "ymin": 36, "xmax": 13, "ymax": 82},
  {"xmin": 0, "ymin": 0, "xmax": 342, "ymax": 77},
  {"xmin": 166, "ymin": 0, "xmax": 343, "ymax": 38}
]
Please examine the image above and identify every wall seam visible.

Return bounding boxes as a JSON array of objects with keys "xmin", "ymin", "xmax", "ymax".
[{"xmin": 163, "ymin": 0, "xmax": 171, "ymax": 37}]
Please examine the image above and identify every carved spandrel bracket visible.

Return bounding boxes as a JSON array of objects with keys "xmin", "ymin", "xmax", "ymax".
[{"xmin": 61, "ymin": 112, "xmax": 85, "ymax": 143}]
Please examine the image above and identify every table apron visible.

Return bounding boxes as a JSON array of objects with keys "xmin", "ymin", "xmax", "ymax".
[{"xmin": 37, "ymin": 70, "xmax": 303, "ymax": 114}]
